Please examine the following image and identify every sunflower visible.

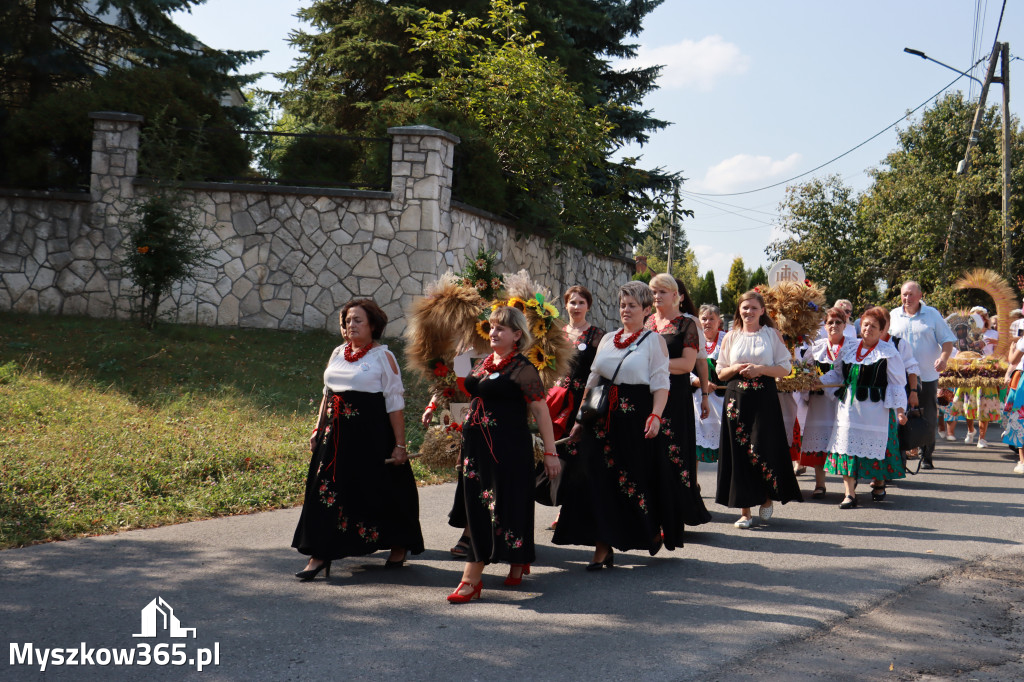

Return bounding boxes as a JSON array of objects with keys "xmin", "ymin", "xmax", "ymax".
[
  {"xmin": 524, "ymin": 298, "xmax": 540, "ymax": 309},
  {"xmin": 541, "ymin": 301, "xmax": 559, "ymax": 318},
  {"xmin": 525, "ymin": 345, "xmax": 547, "ymax": 370},
  {"xmin": 507, "ymin": 296, "xmax": 528, "ymax": 311},
  {"xmin": 490, "ymin": 299, "xmax": 508, "ymax": 312},
  {"xmin": 531, "ymin": 317, "xmax": 547, "ymax": 338},
  {"xmin": 476, "ymin": 319, "xmax": 491, "ymax": 340}
]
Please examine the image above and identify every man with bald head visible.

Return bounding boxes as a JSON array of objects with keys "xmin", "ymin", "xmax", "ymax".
[{"xmin": 889, "ymin": 281, "xmax": 955, "ymax": 469}]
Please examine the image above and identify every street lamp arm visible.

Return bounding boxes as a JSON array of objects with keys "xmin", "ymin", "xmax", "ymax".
[{"xmin": 903, "ymin": 47, "xmax": 985, "ymax": 87}]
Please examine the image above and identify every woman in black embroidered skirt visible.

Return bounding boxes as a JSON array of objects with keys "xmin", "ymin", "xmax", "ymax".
[
  {"xmin": 715, "ymin": 290, "xmax": 803, "ymax": 529},
  {"xmin": 554, "ymin": 281, "xmax": 671, "ymax": 569},
  {"xmin": 446, "ymin": 306, "xmax": 560, "ymax": 603},
  {"xmin": 292, "ymin": 299, "xmax": 424, "ymax": 579},
  {"xmin": 646, "ymin": 273, "xmax": 712, "ymax": 530}
]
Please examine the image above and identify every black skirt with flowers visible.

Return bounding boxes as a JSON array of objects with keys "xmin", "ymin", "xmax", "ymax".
[
  {"xmin": 554, "ymin": 383, "xmax": 668, "ymax": 553},
  {"xmin": 715, "ymin": 378, "xmax": 803, "ymax": 509},
  {"xmin": 292, "ymin": 390, "xmax": 424, "ymax": 560}
]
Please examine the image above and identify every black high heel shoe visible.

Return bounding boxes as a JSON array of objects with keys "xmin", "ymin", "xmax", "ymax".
[
  {"xmin": 295, "ymin": 560, "xmax": 331, "ymax": 581},
  {"xmin": 384, "ymin": 551, "xmax": 408, "ymax": 568},
  {"xmin": 586, "ymin": 549, "xmax": 614, "ymax": 571},
  {"xmin": 870, "ymin": 483, "xmax": 887, "ymax": 502}
]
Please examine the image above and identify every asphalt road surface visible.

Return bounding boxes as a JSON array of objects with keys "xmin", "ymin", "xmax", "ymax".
[{"xmin": 3, "ymin": 423, "xmax": 1023, "ymax": 681}]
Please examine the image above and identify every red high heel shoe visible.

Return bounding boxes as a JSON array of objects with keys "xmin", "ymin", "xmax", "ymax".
[
  {"xmin": 503, "ymin": 564, "xmax": 531, "ymax": 586},
  {"xmin": 446, "ymin": 581, "xmax": 482, "ymax": 603}
]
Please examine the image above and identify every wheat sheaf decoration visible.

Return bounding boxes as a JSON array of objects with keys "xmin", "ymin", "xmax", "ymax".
[
  {"xmin": 758, "ymin": 279, "xmax": 828, "ymax": 351},
  {"xmin": 953, "ymin": 268, "xmax": 1016, "ymax": 357}
]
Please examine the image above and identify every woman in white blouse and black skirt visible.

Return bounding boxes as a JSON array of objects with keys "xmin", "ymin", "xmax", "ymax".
[
  {"xmin": 715, "ymin": 290, "xmax": 803, "ymax": 528},
  {"xmin": 554, "ymin": 281, "xmax": 671, "ymax": 569},
  {"xmin": 292, "ymin": 299, "xmax": 424, "ymax": 580}
]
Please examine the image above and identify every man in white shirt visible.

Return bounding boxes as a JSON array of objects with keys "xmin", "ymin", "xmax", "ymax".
[{"xmin": 889, "ymin": 281, "xmax": 955, "ymax": 469}]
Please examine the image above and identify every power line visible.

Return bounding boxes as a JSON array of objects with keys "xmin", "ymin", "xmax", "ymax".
[
  {"xmin": 684, "ymin": 69, "xmax": 977, "ymax": 197},
  {"xmin": 679, "ymin": 193, "xmax": 780, "ymax": 220}
]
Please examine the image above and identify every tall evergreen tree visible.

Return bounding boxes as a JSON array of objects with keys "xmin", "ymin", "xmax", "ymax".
[{"xmin": 1, "ymin": 1, "xmax": 261, "ymax": 113}]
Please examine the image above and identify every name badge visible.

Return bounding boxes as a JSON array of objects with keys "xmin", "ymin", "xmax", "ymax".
[
  {"xmin": 488, "ymin": 372, "xmax": 500, "ymax": 380},
  {"xmin": 359, "ymin": 362, "xmax": 371, "ymax": 372},
  {"xmin": 578, "ymin": 342, "xmax": 587, "ymax": 351},
  {"xmin": 627, "ymin": 344, "xmax": 638, "ymax": 352}
]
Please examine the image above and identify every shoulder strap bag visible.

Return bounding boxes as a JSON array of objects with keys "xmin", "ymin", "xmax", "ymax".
[{"xmin": 577, "ymin": 331, "xmax": 652, "ymax": 426}]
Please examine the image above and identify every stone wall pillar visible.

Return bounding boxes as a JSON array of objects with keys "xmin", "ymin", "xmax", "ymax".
[
  {"xmin": 387, "ymin": 125, "xmax": 460, "ymax": 287},
  {"xmin": 60, "ymin": 111, "xmax": 144, "ymax": 317}
]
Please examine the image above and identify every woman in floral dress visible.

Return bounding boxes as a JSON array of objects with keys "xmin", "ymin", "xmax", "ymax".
[
  {"xmin": 821, "ymin": 307, "xmax": 909, "ymax": 508},
  {"xmin": 715, "ymin": 290, "xmax": 803, "ymax": 529},
  {"xmin": 292, "ymin": 299, "xmax": 424, "ymax": 580},
  {"xmin": 646, "ymin": 273, "xmax": 711, "ymax": 527},
  {"xmin": 555, "ymin": 281, "xmax": 671, "ymax": 569},
  {"xmin": 447, "ymin": 306, "xmax": 560, "ymax": 603}
]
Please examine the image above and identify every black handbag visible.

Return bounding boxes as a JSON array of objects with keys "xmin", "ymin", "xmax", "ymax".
[
  {"xmin": 577, "ymin": 331, "xmax": 652, "ymax": 426},
  {"xmin": 898, "ymin": 407, "xmax": 931, "ymax": 451}
]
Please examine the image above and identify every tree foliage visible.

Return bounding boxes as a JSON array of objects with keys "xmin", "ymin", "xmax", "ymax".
[
  {"xmin": 277, "ymin": 0, "xmax": 675, "ymax": 253},
  {"xmin": 0, "ymin": 1, "xmax": 260, "ymax": 112},
  {"xmin": 692, "ymin": 270, "xmax": 718, "ymax": 308},
  {"xmin": 767, "ymin": 175, "xmax": 876, "ymax": 309},
  {"xmin": 719, "ymin": 256, "xmax": 749, "ymax": 316},
  {"xmin": 768, "ymin": 93, "xmax": 1024, "ymax": 311}
]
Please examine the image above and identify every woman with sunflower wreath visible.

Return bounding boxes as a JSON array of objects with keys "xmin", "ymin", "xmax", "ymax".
[
  {"xmin": 446, "ymin": 305, "xmax": 561, "ymax": 603},
  {"xmin": 554, "ymin": 281, "xmax": 672, "ymax": 570}
]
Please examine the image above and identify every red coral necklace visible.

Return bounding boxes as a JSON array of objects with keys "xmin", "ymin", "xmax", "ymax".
[
  {"xmin": 705, "ymin": 334, "xmax": 719, "ymax": 355},
  {"xmin": 482, "ymin": 351, "xmax": 516, "ymax": 374},
  {"xmin": 827, "ymin": 339, "xmax": 844, "ymax": 361},
  {"xmin": 614, "ymin": 328, "xmax": 643, "ymax": 349},
  {"xmin": 344, "ymin": 342, "xmax": 373, "ymax": 363},
  {"xmin": 854, "ymin": 340, "xmax": 876, "ymax": 362}
]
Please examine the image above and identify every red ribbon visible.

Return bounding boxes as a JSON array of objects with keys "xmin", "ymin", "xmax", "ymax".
[
  {"xmin": 466, "ymin": 397, "xmax": 498, "ymax": 463},
  {"xmin": 604, "ymin": 385, "xmax": 619, "ymax": 432}
]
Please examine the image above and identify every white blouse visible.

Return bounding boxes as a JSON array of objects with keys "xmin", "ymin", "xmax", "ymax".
[
  {"xmin": 587, "ymin": 329, "xmax": 670, "ymax": 392},
  {"xmin": 322, "ymin": 344, "xmax": 405, "ymax": 413},
  {"xmin": 718, "ymin": 326, "xmax": 792, "ymax": 373}
]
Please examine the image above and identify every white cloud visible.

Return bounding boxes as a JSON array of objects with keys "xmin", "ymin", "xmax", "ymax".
[
  {"xmin": 694, "ymin": 153, "xmax": 803, "ymax": 194},
  {"xmin": 627, "ymin": 35, "xmax": 750, "ymax": 91}
]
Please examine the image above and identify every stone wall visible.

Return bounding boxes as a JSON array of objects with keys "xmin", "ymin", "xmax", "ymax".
[{"xmin": 0, "ymin": 113, "xmax": 632, "ymax": 334}]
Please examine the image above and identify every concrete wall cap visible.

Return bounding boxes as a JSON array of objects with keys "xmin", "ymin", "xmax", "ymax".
[
  {"xmin": 88, "ymin": 111, "xmax": 144, "ymax": 122},
  {"xmin": 387, "ymin": 125, "xmax": 461, "ymax": 145}
]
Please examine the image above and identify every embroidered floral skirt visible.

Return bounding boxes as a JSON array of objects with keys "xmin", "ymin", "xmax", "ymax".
[
  {"xmin": 664, "ymin": 374, "xmax": 711, "ymax": 526},
  {"xmin": 825, "ymin": 410, "xmax": 906, "ymax": 481},
  {"xmin": 292, "ymin": 390, "xmax": 424, "ymax": 561},
  {"xmin": 459, "ymin": 397, "xmax": 536, "ymax": 565},
  {"xmin": 554, "ymin": 383, "xmax": 679, "ymax": 553},
  {"xmin": 950, "ymin": 386, "xmax": 1006, "ymax": 423},
  {"xmin": 715, "ymin": 378, "xmax": 803, "ymax": 509}
]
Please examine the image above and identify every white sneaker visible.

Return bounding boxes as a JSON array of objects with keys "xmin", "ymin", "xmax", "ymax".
[
  {"xmin": 964, "ymin": 432, "xmax": 975, "ymax": 444},
  {"xmin": 1014, "ymin": 462, "xmax": 1024, "ymax": 474},
  {"xmin": 976, "ymin": 439, "xmax": 988, "ymax": 448},
  {"xmin": 734, "ymin": 516, "xmax": 754, "ymax": 529},
  {"xmin": 945, "ymin": 434, "xmax": 957, "ymax": 441}
]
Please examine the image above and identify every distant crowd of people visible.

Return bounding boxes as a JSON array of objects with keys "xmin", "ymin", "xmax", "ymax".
[{"xmin": 287, "ymin": 277, "xmax": 1024, "ymax": 602}]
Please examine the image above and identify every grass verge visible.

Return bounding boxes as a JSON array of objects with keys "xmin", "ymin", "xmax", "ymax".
[{"xmin": 0, "ymin": 312, "xmax": 451, "ymax": 549}]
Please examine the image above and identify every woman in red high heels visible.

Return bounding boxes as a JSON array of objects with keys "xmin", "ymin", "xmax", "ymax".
[
  {"xmin": 292, "ymin": 299, "xmax": 424, "ymax": 580},
  {"xmin": 447, "ymin": 306, "xmax": 561, "ymax": 603}
]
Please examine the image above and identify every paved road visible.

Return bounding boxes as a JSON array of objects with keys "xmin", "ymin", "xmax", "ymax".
[{"xmin": 3, "ymin": 423, "xmax": 1023, "ymax": 681}]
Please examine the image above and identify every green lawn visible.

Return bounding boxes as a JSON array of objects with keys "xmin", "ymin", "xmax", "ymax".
[{"xmin": 0, "ymin": 312, "xmax": 447, "ymax": 549}]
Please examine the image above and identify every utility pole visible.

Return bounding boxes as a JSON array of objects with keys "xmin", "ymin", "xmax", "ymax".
[
  {"xmin": 996, "ymin": 43, "xmax": 1012, "ymax": 276},
  {"xmin": 667, "ymin": 181, "xmax": 679, "ymax": 273},
  {"xmin": 943, "ymin": 41, "xmax": 1012, "ymax": 276}
]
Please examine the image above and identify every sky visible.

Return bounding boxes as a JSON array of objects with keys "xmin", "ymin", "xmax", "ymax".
[{"xmin": 173, "ymin": 1, "xmax": 1022, "ymax": 288}]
